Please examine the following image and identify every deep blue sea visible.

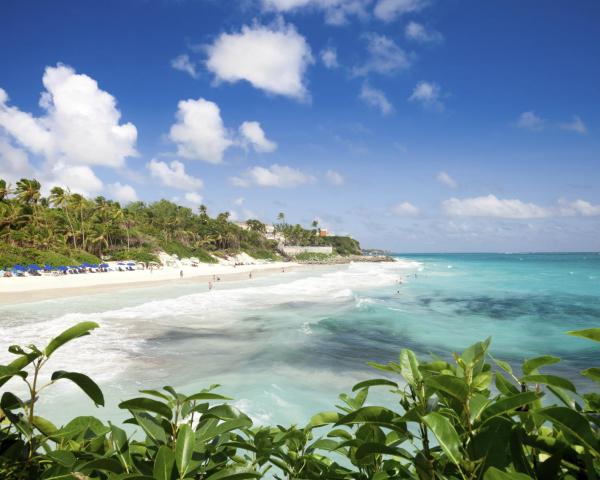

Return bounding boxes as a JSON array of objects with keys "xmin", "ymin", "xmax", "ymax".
[{"xmin": 1, "ymin": 253, "xmax": 598, "ymax": 425}]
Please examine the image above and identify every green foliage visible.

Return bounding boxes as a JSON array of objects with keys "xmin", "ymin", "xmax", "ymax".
[
  {"xmin": 5, "ymin": 326, "xmax": 597, "ymax": 478},
  {"xmin": 0, "ymin": 245, "xmax": 100, "ymax": 268},
  {"xmin": 110, "ymin": 247, "xmax": 160, "ymax": 264},
  {"xmin": 160, "ymin": 241, "xmax": 218, "ymax": 264},
  {"xmin": 321, "ymin": 236, "xmax": 362, "ymax": 255},
  {"xmin": 294, "ymin": 252, "xmax": 335, "ymax": 262}
]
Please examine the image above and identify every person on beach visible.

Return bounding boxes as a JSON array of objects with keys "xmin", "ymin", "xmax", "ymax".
[
  {"xmin": 208, "ymin": 281, "xmax": 213, "ymax": 290},
  {"xmin": 249, "ymin": 272, "xmax": 253, "ymax": 279},
  {"xmin": 180, "ymin": 270, "xmax": 183, "ymax": 279}
]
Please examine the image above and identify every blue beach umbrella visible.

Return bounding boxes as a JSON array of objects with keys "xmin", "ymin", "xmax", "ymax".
[
  {"xmin": 12, "ymin": 264, "xmax": 26, "ymax": 271},
  {"xmin": 127, "ymin": 262, "xmax": 135, "ymax": 266},
  {"xmin": 57, "ymin": 266, "xmax": 68, "ymax": 272},
  {"xmin": 28, "ymin": 264, "xmax": 41, "ymax": 271},
  {"xmin": 100, "ymin": 263, "xmax": 109, "ymax": 268},
  {"xmin": 44, "ymin": 264, "xmax": 53, "ymax": 270}
]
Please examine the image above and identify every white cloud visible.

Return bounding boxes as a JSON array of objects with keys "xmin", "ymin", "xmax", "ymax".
[
  {"xmin": 443, "ymin": 195, "xmax": 550, "ymax": 219},
  {"xmin": 231, "ymin": 164, "xmax": 315, "ymax": 188},
  {"xmin": 359, "ymin": 82, "xmax": 393, "ymax": 115},
  {"xmin": 325, "ymin": 169, "xmax": 344, "ymax": 185},
  {"xmin": 514, "ymin": 111, "xmax": 545, "ymax": 131},
  {"xmin": 437, "ymin": 171, "xmax": 457, "ymax": 188},
  {"xmin": 205, "ymin": 21, "xmax": 313, "ymax": 99},
  {"xmin": 147, "ymin": 159, "xmax": 203, "ymax": 190},
  {"xmin": 409, "ymin": 81, "xmax": 443, "ymax": 110},
  {"xmin": 233, "ymin": 197, "xmax": 245, "ymax": 206},
  {"xmin": 405, "ymin": 21, "xmax": 443, "ymax": 43},
  {"xmin": 443, "ymin": 195, "xmax": 600, "ymax": 219},
  {"xmin": 559, "ymin": 115, "xmax": 587, "ymax": 134},
  {"xmin": 261, "ymin": 0, "xmax": 369, "ymax": 25},
  {"xmin": 107, "ymin": 182, "xmax": 138, "ymax": 204},
  {"xmin": 354, "ymin": 33, "xmax": 410, "ymax": 76},
  {"xmin": 320, "ymin": 47, "xmax": 339, "ymax": 68},
  {"xmin": 171, "ymin": 54, "xmax": 199, "ymax": 79},
  {"xmin": 0, "ymin": 64, "xmax": 137, "ymax": 168},
  {"xmin": 184, "ymin": 191, "xmax": 203, "ymax": 205},
  {"xmin": 374, "ymin": 0, "xmax": 430, "ymax": 22},
  {"xmin": 169, "ymin": 98, "xmax": 233, "ymax": 164},
  {"xmin": 558, "ymin": 198, "xmax": 600, "ymax": 217},
  {"xmin": 0, "ymin": 137, "xmax": 35, "ymax": 182},
  {"xmin": 239, "ymin": 121, "xmax": 277, "ymax": 153},
  {"xmin": 392, "ymin": 201, "xmax": 420, "ymax": 216}
]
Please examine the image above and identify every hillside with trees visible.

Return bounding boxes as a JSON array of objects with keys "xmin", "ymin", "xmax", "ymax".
[{"xmin": 0, "ymin": 178, "xmax": 361, "ymax": 267}]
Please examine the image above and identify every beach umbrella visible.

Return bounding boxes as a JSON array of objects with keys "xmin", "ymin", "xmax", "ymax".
[
  {"xmin": 81, "ymin": 262, "xmax": 91, "ymax": 268},
  {"xmin": 100, "ymin": 263, "xmax": 109, "ymax": 268},
  {"xmin": 57, "ymin": 266, "xmax": 68, "ymax": 272},
  {"xmin": 44, "ymin": 264, "xmax": 53, "ymax": 270},
  {"xmin": 127, "ymin": 262, "xmax": 135, "ymax": 266},
  {"xmin": 117, "ymin": 262, "xmax": 125, "ymax": 265},
  {"xmin": 27, "ymin": 264, "xmax": 41, "ymax": 271},
  {"xmin": 12, "ymin": 264, "xmax": 26, "ymax": 271}
]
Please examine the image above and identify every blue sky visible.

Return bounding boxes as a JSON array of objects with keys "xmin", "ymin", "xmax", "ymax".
[{"xmin": 1, "ymin": 0, "xmax": 599, "ymax": 251}]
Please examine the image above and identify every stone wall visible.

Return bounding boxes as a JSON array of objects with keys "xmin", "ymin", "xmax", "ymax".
[{"xmin": 281, "ymin": 245, "xmax": 333, "ymax": 256}]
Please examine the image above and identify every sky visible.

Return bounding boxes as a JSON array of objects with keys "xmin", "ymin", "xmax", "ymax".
[{"xmin": 1, "ymin": 0, "xmax": 599, "ymax": 252}]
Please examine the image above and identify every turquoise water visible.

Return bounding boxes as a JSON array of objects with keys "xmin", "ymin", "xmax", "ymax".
[{"xmin": 0, "ymin": 253, "xmax": 598, "ymax": 426}]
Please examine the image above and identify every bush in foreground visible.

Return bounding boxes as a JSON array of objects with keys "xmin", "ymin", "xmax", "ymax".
[{"xmin": 0, "ymin": 323, "xmax": 598, "ymax": 479}]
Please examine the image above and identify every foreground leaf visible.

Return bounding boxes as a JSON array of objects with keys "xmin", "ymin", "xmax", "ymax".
[
  {"xmin": 51, "ymin": 370, "xmax": 105, "ymax": 406},
  {"xmin": 44, "ymin": 321, "xmax": 99, "ymax": 357},
  {"xmin": 567, "ymin": 328, "xmax": 600, "ymax": 343},
  {"xmin": 520, "ymin": 374, "xmax": 576, "ymax": 393},
  {"xmin": 154, "ymin": 445, "xmax": 176, "ymax": 480},
  {"xmin": 119, "ymin": 397, "xmax": 172, "ymax": 419},
  {"xmin": 175, "ymin": 424, "xmax": 194, "ymax": 478},
  {"xmin": 422, "ymin": 412, "xmax": 463, "ymax": 466},
  {"xmin": 522, "ymin": 356, "xmax": 560, "ymax": 375}
]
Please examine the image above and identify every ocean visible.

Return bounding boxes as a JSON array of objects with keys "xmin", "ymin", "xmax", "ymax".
[{"xmin": 1, "ymin": 253, "xmax": 598, "ymax": 426}]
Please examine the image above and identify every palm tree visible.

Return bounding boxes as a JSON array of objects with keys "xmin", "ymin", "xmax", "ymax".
[
  {"xmin": 50, "ymin": 186, "xmax": 77, "ymax": 248},
  {"xmin": 69, "ymin": 193, "xmax": 88, "ymax": 250},
  {"xmin": 0, "ymin": 179, "xmax": 10, "ymax": 202},
  {"xmin": 15, "ymin": 178, "xmax": 41, "ymax": 205},
  {"xmin": 277, "ymin": 212, "xmax": 285, "ymax": 223}
]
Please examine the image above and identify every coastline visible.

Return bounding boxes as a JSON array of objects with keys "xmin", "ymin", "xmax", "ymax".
[{"xmin": 0, "ymin": 261, "xmax": 312, "ymax": 305}]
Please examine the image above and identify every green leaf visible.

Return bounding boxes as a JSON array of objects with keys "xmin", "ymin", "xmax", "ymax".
[
  {"xmin": 484, "ymin": 467, "xmax": 532, "ymax": 480},
  {"xmin": 132, "ymin": 411, "xmax": 168, "ymax": 444},
  {"xmin": 567, "ymin": 328, "xmax": 600, "ymax": 343},
  {"xmin": 175, "ymin": 424, "xmax": 194, "ymax": 478},
  {"xmin": 204, "ymin": 467, "xmax": 261, "ymax": 480},
  {"xmin": 45, "ymin": 450, "xmax": 77, "ymax": 467},
  {"xmin": 44, "ymin": 321, "xmax": 99, "ymax": 357},
  {"xmin": 355, "ymin": 442, "xmax": 408, "ymax": 459},
  {"xmin": 51, "ymin": 370, "xmax": 104, "ymax": 406},
  {"xmin": 352, "ymin": 378, "xmax": 398, "ymax": 392},
  {"xmin": 399, "ymin": 349, "xmax": 422, "ymax": 386},
  {"xmin": 422, "ymin": 412, "xmax": 463, "ymax": 466},
  {"xmin": 534, "ymin": 406, "xmax": 599, "ymax": 454},
  {"xmin": 581, "ymin": 367, "xmax": 600, "ymax": 385},
  {"xmin": 495, "ymin": 372, "xmax": 519, "ymax": 396},
  {"xmin": 307, "ymin": 411, "xmax": 341, "ymax": 429},
  {"xmin": 154, "ymin": 445, "xmax": 176, "ymax": 480},
  {"xmin": 79, "ymin": 457, "xmax": 125, "ymax": 474},
  {"xmin": 520, "ymin": 374, "xmax": 576, "ymax": 393},
  {"xmin": 1, "ymin": 391, "xmax": 24, "ymax": 410},
  {"xmin": 479, "ymin": 392, "xmax": 540, "ymax": 424},
  {"xmin": 336, "ymin": 406, "xmax": 406, "ymax": 432},
  {"xmin": 119, "ymin": 397, "xmax": 172, "ymax": 419},
  {"xmin": 32, "ymin": 415, "xmax": 58, "ymax": 436},
  {"xmin": 425, "ymin": 375, "xmax": 469, "ymax": 401},
  {"xmin": 184, "ymin": 391, "xmax": 232, "ymax": 402},
  {"xmin": 491, "ymin": 356, "xmax": 513, "ymax": 375},
  {"xmin": 522, "ymin": 356, "xmax": 560, "ymax": 375}
]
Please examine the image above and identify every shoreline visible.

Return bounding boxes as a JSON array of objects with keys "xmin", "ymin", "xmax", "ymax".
[{"xmin": 0, "ymin": 262, "xmax": 316, "ymax": 305}]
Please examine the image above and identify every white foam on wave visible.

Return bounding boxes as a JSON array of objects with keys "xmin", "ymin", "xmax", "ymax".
[{"xmin": 1, "ymin": 260, "xmax": 421, "ymax": 386}]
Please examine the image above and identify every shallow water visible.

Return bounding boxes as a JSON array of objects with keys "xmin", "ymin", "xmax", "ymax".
[{"xmin": 1, "ymin": 253, "xmax": 598, "ymax": 426}]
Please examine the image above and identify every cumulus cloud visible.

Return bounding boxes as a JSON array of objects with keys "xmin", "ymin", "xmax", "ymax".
[
  {"xmin": 239, "ymin": 121, "xmax": 277, "ymax": 153},
  {"xmin": 559, "ymin": 115, "xmax": 587, "ymax": 134},
  {"xmin": 184, "ymin": 191, "xmax": 203, "ymax": 205},
  {"xmin": 320, "ymin": 47, "xmax": 339, "ymax": 68},
  {"xmin": 205, "ymin": 21, "xmax": 313, "ymax": 99},
  {"xmin": 325, "ymin": 169, "xmax": 344, "ymax": 185},
  {"xmin": 261, "ymin": 0, "xmax": 369, "ymax": 25},
  {"xmin": 359, "ymin": 82, "xmax": 393, "ymax": 115},
  {"xmin": 0, "ymin": 64, "xmax": 137, "ymax": 168},
  {"xmin": 557, "ymin": 198, "xmax": 600, "ymax": 216},
  {"xmin": 392, "ymin": 201, "xmax": 420, "ymax": 216},
  {"xmin": 354, "ymin": 33, "xmax": 410, "ymax": 76},
  {"xmin": 169, "ymin": 98, "xmax": 233, "ymax": 164},
  {"xmin": 0, "ymin": 137, "xmax": 35, "ymax": 182},
  {"xmin": 514, "ymin": 111, "xmax": 545, "ymax": 131},
  {"xmin": 147, "ymin": 159, "xmax": 203, "ymax": 190},
  {"xmin": 405, "ymin": 21, "xmax": 443, "ymax": 43},
  {"xmin": 437, "ymin": 171, "xmax": 457, "ymax": 188},
  {"xmin": 231, "ymin": 164, "xmax": 315, "ymax": 188},
  {"xmin": 171, "ymin": 54, "xmax": 199, "ymax": 79},
  {"xmin": 107, "ymin": 182, "xmax": 138, "ymax": 204},
  {"xmin": 409, "ymin": 81, "xmax": 443, "ymax": 110},
  {"xmin": 374, "ymin": 0, "xmax": 430, "ymax": 22}
]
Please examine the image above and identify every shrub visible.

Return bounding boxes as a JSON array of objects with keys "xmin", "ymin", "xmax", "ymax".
[
  {"xmin": 1, "ymin": 324, "xmax": 598, "ymax": 479},
  {"xmin": 110, "ymin": 247, "xmax": 160, "ymax": 264},
  {"xmin": 294, "ymin": 252, "xmax": 335, "ymax": 262}
]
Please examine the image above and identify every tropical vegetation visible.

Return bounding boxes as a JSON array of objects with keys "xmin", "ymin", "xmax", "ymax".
[
  {"xmin": 0, "ymin": 178, "xmax": 359, "ymax": 267},
  {"xmin": 0, "ymin": 322, "xmax": 598, "ymax": 479}
]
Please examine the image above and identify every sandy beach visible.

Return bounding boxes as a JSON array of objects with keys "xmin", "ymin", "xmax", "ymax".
[{"xmin": 0, "ymin": 261, "xmax": 302, "ymax": 305}]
